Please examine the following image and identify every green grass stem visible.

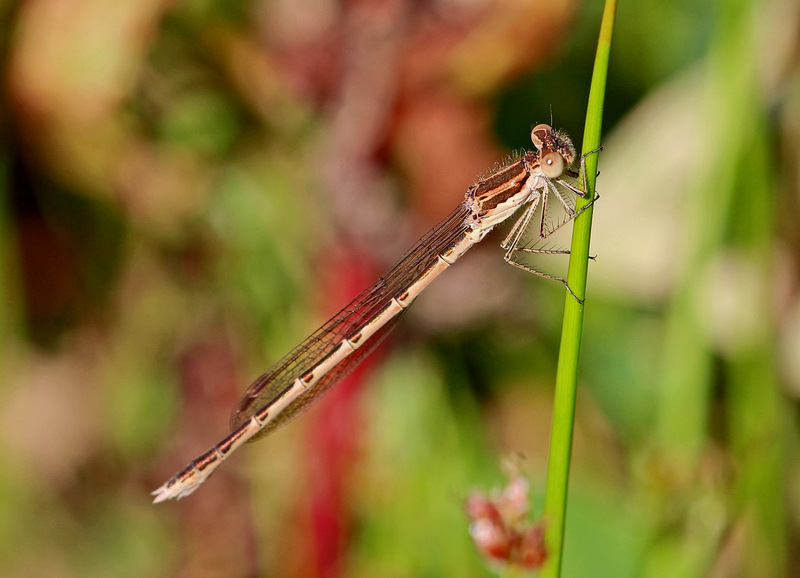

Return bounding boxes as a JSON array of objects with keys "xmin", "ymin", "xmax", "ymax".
[{"xmin": 541, "ymin": 1, "xmax": 616, "ymax": 576}]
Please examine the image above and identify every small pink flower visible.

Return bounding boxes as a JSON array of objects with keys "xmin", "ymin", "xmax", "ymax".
[{"xmin": 465, "ymin": 467, "xmax": 547, "ymax": 572}]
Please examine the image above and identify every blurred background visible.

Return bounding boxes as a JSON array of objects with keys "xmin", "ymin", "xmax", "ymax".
[{"xmin": 1, "ymin": 0, "xmax": 799, "ymax": 576}]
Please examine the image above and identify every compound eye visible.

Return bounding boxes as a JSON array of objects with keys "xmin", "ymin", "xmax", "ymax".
[
  {"xmin": 530, "ymin": 124, "xmax": 551, "ymax": 149},
  {"xmin": 541, "ymin": 151, "xmax": 564, "ymax": 178}
]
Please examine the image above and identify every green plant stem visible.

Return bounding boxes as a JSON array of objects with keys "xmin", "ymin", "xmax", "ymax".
[{"xmin": 541, "ymin": 1, "xmax": 616, "ymax": 576}]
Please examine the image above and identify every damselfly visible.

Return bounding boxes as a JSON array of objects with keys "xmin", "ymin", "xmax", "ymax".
[{"xmin": 153, "ymin": 124, "xmax": 597, "ymax": 502}]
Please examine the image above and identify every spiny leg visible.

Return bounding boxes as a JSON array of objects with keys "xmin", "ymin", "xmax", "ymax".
[
  {"xmin": 548, "ymin": 146, "xmax": 604, "ymax": 235},
  {"xmin": 501, "ymin": 194, "xmax": 540, "ymax": 251},
  {"xmin": 537, "ymin": 183, "xmax": 552, "ymax": 238},
  {"xmin": 505, "ymin": 211, "xmax": 591, "ymax": 304},
  {"xmin": 543, "ymin": 146, "xmax": 603, "ymax": 236},
  {"xmin": 503, "ymin": 198, "xmax": 584, "ymax": 303},
  {"xmin": 544, "ymin": 184, "xmax": 600, "ymax": 238},
  {"xmin": 513, "ymin": 184, "xmax": 600, "ymax": 253},
  {"xmin": 549, "ymin": 180, "xmax": 577, "ymax": 227},
  {"xmin": 581, "ymin": 145, "xmax": 603, "ymax": 179},
  {"xmin": 559, "ymin": 145, "xmax": 602, "ymax": 197},
  {"xmin": 502, "ymin": 252, "xmax": 584, "ymax": 303}
]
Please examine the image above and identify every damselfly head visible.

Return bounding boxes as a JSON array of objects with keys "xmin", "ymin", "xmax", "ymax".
[{"xmin": 530, "ymin": 124, "xmax": 576, "ymax": 178}]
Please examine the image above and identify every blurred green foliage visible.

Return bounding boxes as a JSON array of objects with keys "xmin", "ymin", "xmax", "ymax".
[{"xmin": 0, "ymin": 0, "xmax": 799, "ymax": 576}]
